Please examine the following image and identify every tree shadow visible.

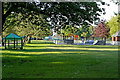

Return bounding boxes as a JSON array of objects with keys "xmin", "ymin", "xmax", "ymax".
[
  {"xmin": 2, "ymin": 48, "xmax": 118, "ymax": 53},
  {"xmin": 24, "ymin": 45, "xmax": 74, "ymax": 48},
  {"xmin": 76, "ymin": 45, "xmax": 119, "ymax": 49},
  {"xmin": 29, "ymin": 42, "xmax": 54, "ymax": 44}
]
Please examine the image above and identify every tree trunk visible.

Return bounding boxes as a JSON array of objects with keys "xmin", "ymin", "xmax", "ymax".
[
  {"xmin": 0, "ymin": 2, "xmax": 2, "ymax": 34},
  {"xmin": 104, "ymin": 37, "xmax": 106, "ymax": 45},
  {"xmin": 23, "ymin": 37, "xmax": 27, "ymax": 45},
  {"xmin": 28, "ymin": 36, "xmax": 31, "ymax": 43},
  {"xmin": 84, "ymin": 37, "xmax": 86, "ymax": 42},
  {"xmin": 93, "ymin": 37, "xmax": 94, "ymax": 40},
  {"xmin": 2, "ymin": 38, "xmax": 4, "ymax": 46},
  {"xmin": 102, "ymin": 37, "xmax": 103, "ymax": 41},
  {"xmin": 104, "ymin": 37, "xmax": 106, "ymax": 41}
]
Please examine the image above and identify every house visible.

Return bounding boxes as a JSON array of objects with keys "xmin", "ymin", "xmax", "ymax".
[{"xmin": 112, "ymin": 30, "xmax": 120, "ymax": 45}]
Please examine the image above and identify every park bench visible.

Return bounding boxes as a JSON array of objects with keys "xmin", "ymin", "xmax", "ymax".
[{"xmin": 64, "ymin": 39, "xmax": 74, "ymax": 44}]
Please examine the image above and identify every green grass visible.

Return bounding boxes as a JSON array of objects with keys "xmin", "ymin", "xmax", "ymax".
[{"xmin": 1, "ymin": 40, "xmax": 119, "ymax": 78}]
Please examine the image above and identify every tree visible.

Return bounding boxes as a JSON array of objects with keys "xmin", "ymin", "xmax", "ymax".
[
  {"xmin": 111, "ymin": 0, "xmax": 120, "ymax": 5},
  {"xmin": 3, "ymin": 2, "xmax": 108, "ymax": 44},
  {"xmin": 62, "ymin": 25, "xmax": 79, "ymax": 36},
  {"xmin": 3, "ymin": 2, "xmax": 107, "ymax": 32},
  {"xmin": 94, "ymin": 21, "xmax": 110, "ymax": 41},
  {"xmin": 107, "ymin": 15, "xmax": 120, "ymax": 37},
  {"xmin": 78, "ymin": 25, "xmax": 91, "ymax": 37},
  {"xmin": 3, "ymin": 12, "xmax": 52, "ymax": 43},
  {"xmin": 81, "ymin": 32, "xmax": 88, "ymax": 41},
  {"xmin": 89, "ymin": 25, "xmax": 95, "ymax": 35}
]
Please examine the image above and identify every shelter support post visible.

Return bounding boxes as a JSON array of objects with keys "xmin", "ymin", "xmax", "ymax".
[
  {"xmin": 14, "ymin": 38, "xmax": 15, "ymax": 49},
  {"xmin": 8, "ymin": 40, "xmax": 9, "ymax": 48},
  {"xmin": 112, "ymin": 37, "xmax": 115, "ymax": 41},
  {"xmin": 21, "ymin": 38, "xmax": 23, "ymax": 49},
  {"xmin": 16, "ymin": 40, "xmax": 18, "ymax": 48}
]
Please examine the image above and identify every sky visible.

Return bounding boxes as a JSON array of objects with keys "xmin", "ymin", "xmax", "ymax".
[{"xmin": 99, "ymin": 0, "xmax": 118, "ymax": 22}]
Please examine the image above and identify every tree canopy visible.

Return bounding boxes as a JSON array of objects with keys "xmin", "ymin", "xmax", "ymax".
[
  {"xmin": 2, "ymin": 2, "xmax": 108, "ymax": 43},
  {"xmin": 94, "ymin": 21, "xmax": 110, "ymax": 38},
  {"xmin": 3, "ymin": 2, "xmax": 106, "ymax": 31},
  {"xmin": 107, "ymin": 15, "xmax": 120, "ymax": 36}
]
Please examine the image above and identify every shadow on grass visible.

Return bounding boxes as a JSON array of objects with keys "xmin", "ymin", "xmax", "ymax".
[
  {"xmin": 24, "ymin": 45, "xmax": 74, "ymax": 48},
  {"xmin": 2, "ymin": 48, "xmax": 118, "ymax": 53},
  {"xmin": 29, "ymin": 42, "xmax": 54, "ymax": 44},
  {"xmin": 80, "ymin": 46, "xmax": 119, "ymax": 49},
  {"xmin": 2, "ymin": 50, "xmax": 118, "ymax": 62},
  {"xmin": 76, "ymin": 45, "xmax": 118, "ymax": 49},
  {"xmin": 2, "ymin": 52, "xmax": 85, "ymax": 57}
]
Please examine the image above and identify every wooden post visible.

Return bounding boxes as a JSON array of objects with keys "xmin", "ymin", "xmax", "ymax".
[
  {"xmin": 116, "ymin": 36, "xmax": 118, "ymax": 41},
  {"xmin": 21, "ymin": 38, "xmax": 23, "ymax": 49},
  {"xmin": 16, "ymin": 40, "xmax": 18, "ymax": 48},
  {"xmin": 112, "ymin": 37, "xmax": 115, "ymax": 41},
  {"xmin": 8, "ymin": 40, "xmax": 9, "ymax": 48},
  {"xmin": 14, "ymin": 38, "xmax": 15, "ymax": 49},
  {"xmin": 5, "ymin": 38, "xmax": 6, "ymax": 49}
]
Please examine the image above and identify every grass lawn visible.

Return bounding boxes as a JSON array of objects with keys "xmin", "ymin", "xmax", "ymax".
[{"xmin": 1, "ymin": 40, "xmax": 119, "ymax": 78}]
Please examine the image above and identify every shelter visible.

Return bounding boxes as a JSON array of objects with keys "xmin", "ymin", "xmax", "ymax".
[
  {"xmin": 112, "ymin": 30, "xmax": 120, "ymax": 45},
  {"xmin": 112, "ymin": 30, "xmax": 120, "ymax": 41},
  {"xmin": 4, "ymin": 33, "xmax": 23, "ymax": 49}
]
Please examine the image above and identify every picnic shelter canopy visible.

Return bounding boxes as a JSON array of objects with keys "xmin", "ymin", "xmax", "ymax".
[
  {"xmin": 4, "ymin": 33, "xmax": 23, "ymax": 49},
  {"xmin": 5, "ymin": 33, "xmax": 22, "ymax": 40}
]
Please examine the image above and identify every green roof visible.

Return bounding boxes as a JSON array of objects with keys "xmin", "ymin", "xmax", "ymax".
[{"xmin": 5, "ymin": 33, "xmax": 22, "ymax": 40}]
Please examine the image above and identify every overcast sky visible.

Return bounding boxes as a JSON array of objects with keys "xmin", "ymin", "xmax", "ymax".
[{"xmin": 99, "ymin": 0, "xmax": 118, "ymax": 22}]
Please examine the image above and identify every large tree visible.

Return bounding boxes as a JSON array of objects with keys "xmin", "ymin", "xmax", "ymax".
[
  {"xmin": 94, "ymin": 21, "xmax": 110, "ymax": 41},
  {"xmin": 3, "ymin": 2, "xmax": 107, "ymax": 32},
  {"xmin": 107, "ymin": 15, "xmax": 120, "ymax": 36},
  {"xmin": 3, "ymin": 12, "xmax": 52, "ymax": 43}
]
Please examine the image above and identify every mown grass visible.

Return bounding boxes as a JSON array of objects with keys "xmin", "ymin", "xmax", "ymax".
[{"xmin": 1, "ymin": 40, "xmax": 119, "ymax": 78}]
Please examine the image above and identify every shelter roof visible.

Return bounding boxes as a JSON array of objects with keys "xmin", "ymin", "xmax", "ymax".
[
  {"xmin": 112, "ymin": 30, "xmax": 120, "ymax": 37},
  {"xmin": 5, "ymin": 33, "xmax": 22, "ymax": 40}
]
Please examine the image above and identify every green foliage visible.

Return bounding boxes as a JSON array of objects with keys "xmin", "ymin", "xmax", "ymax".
[
  {"xmin": 81, "ymin": 32, "xmax": 88, "ymax": 38},
  {"xmin": 107, "ymin": 15, "xmax": 120, "ymax": 37},
  {"xmin": 62, "ymin": 25, "xmax": 78, "ymax": 36},
  {"xmin": 3, "ymin": 13, "xmax": 52, "ymax": 39},
  {"xmin": 3, "ymin": 2, "xmax": 108, "ymax": 41},
  {"xmin": 89, "ymin": 25, "xmax": 95, "ymax": 35},
  {"xmin": 78, "ymin": 25, "xmax": 91, "ymax": 38},
  {"xmin": 3, "ymin": 2, "xmax": 107, "ymax": 32}
]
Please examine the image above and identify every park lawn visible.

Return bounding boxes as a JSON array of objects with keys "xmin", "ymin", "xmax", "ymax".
[{"xmin": 1, "ymin": 40, "xmax": 119, "ymax": 78}]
